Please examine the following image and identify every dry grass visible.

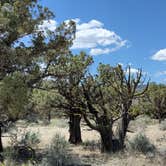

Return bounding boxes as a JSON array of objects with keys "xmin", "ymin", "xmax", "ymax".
[{"xmin": 2, "ymin": 116, "xmax": 166, "ymax": 166}]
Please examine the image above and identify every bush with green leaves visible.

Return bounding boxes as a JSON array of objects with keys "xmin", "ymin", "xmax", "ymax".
[
  {"xmin": 2, "ymin": 146, "xmax": 36, "ymax": 165},
  {"xmin": 19, "ymin": 131, "xmax": 40, "ymax": 147},
  {"xmin": 0, "ymin": 72, "xmax": 30, "ymax": 121},
  {"xmin": 10, "ymin": 130, "xmax": 40, "ymax": 148},
  {"xmin": 128, "ymin": 133, "xmax": 155, "ymax": 154},
  {"xmin": 6, "ymin": 130, "xmax": 40, "ymax": 163},
  {"xmin": 41, "ymin": 133, "xmax": 81, "ymax": 166}
]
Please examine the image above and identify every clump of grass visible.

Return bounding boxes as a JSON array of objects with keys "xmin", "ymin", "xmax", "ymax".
[
  {"xmin": 3, "ymin": 130, "xmax": 41, "ymax": 164},
  {"xmin": 129, "ymin": 115, "xmax": 155, "ymax": 131},
  {"xmin": 128, "ymin": 133, "xmax": 156, "ymax": 154},
  {"xmin": 82, "ymin": 140, "xmax": 101, "ymax": 151},
  {"xmin": 19, "ymin": 131, "xmax": 40, "ymax": 147},
  {"xmin": 41, "ymin": 133, "xmax": 81, "ymax": 166}
]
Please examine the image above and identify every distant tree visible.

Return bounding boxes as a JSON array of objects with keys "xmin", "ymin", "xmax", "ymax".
[
  {"xmin": 142, "ymin": 83, "xmax": 166, "ymax": 123},
  {"xmin": 82, "ymin": 64, "xmax": 148, "ymax": 152},
  {"xmin": 32, "ymin": 82, "xmax": 60, "ymax": 123}
]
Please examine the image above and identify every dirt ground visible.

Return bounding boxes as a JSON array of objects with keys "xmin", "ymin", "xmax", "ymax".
[{"xmin": 2, "ymin": 116, "xmax": 166, "ymax": 166}]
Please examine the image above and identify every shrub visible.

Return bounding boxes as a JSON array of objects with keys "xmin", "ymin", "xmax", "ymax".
[
  {"xmin": 128, "ymin": 133, "xmax": 155, "ymax": 154},
  {"xmin": 41, "ymin": 133, "xmax": 81, "ymax": 166},
  {"xmin": 159, "ymin": 119, "xmax": 166, "ymax": 131},
  {"xmin": 2, "ymin": 146, "xmax": 36, "ymax": 165},
  {"xmin": 82, "ymin": 140, "xmax": 101, "ymax": 151},
  {"xmin": 19, "ymin": 131, "xmax": 40, "ymax": 147},
  {"xmin": 7, "ymin": 130, "xmax": 40, "ymax": 163}
]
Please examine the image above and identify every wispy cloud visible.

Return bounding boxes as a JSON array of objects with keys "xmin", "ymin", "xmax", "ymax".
[{"xmin": 151, "ymin": 48, "xmax": 166, "ymax": 61}]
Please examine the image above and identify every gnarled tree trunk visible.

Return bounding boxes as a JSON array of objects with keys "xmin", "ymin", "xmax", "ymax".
[
  {"xmin": 117, "ymin": 112, "xmax": 130, "ymax": 149},
  {"xmin": 100, "ymin": 126, "xmax": 122, "ymax": 153},
  {"xmin": 47, "ymin": 110, "xmax": 51, "ymax": 123},
  {"xmin": 98, "ymin": 116, "xmax": 120, "ymax": 153},
  {"xmin": 68, "ymin": 114, "xmax": 82, "ymax": 144},
  {"xmin": 100, "ymin": 126, "xmax": 113, "ymax": 153},
  {"xmin": 0, "ymin": 125, "xmax": 3, "ymax": 152}
]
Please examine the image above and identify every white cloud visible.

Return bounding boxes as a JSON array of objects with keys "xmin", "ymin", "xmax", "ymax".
[
  {"xmin": 126, "ymin": 68, "xmax": 139, "ymax": 74},
  {"xmin": 128, "ymin": 62, "xmax": 133, "ymax": 66},
  {"xmin": 90, "ymin": 48, "xmax": 111, "ymax": 56},
  {"xmin": 151, "ymin": 49, "xmax": 166, "ymax": 61},
  {"xmin": 38, "ymin": 20, "xmax": 57, "ymax": 33},
  {"xmin": 156, "ymin": 70, "xmax": 166, "ymax": 76},
  {"xmin": 37, "ymin": 18, "xmax": 128, "ymax": 55},
  {"xmin": 71, "ymin": 19, "xmax": 127, "ymax": 55},
  {"xmin": 77, "ymin": 20, "xmax": 103, "ymax": 31},
  {"xmin": 126, "ymin": 67, "xmax": 147, "ymax": 76},
  {"xmin": 117, "ymin": 62, "xmax": 124, "ymax": 66}
]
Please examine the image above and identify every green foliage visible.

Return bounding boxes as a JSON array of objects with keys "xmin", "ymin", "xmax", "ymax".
[
  {"xmin": 9, "ymin": 129, "xmax": 40, "ymax": 148},
  {"xmin": 81, "ymin": 64, "xmax": 148, "ymax": 152},
  {"xmin": 141, "ymin": 83, "xmax": 166, "ymax": 121},
  {"xmin": 3, "ymin": 145, "xmax": 36, "ymax": 164},
  {"xmin": 0, "ymin": 0, "xmax": 54, "ymax": 79},
  {"xmin": 82, "ymin": 64, "xmax": 148, "ymax": 130},
  {"xmin": 31, "ymin": 82, "xmax": 66, "ymax": 121},
  {"xmin": 129, "ymin": 104, "xmax": 142, "ymax": 119},
  {"xmin": 0, "ymin": 72, "xmax": 30, "ymax": 120},
  {"xmin": 32, "ymin": 88, "xmax": 56, "ymax": 111},
  {"xmin": 128, "ymin": 133, "xmax": 155, "ymax": 154},
  {"xmin": 46, "ymin": 52, "xmax": 93, "ymax": 116},
  {"xmin": 0, "ymin": 0, "xmax": 76, "ymax": 122},
  {"xmin": 41, "ymin": 134, "xmax": 80, "ymax": 166},
  {"xmin": 5, "ymin": 130, "xmax": 40, "ymax": 163},
  {"xmin": 19, "ymin": 131, "xmax": 40, "ymax": 147}
]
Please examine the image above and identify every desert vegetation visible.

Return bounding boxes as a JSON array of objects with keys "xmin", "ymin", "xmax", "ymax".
[{"xmin": 0, "ymin": 0, "xmax": 166, "ymax": 165}]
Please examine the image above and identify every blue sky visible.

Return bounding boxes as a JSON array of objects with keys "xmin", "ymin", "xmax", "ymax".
[{"xmin": 39, "ymin": 0, "xmax": 166, "ymax": 83}]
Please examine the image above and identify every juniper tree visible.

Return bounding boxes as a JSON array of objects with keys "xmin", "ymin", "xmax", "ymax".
[
  {"xmin": 39, "ymin": 52, "xmax": 93, "ymax": 144},
  {"xmin": 0, "ymin": 0, "xmax": 76, "ymax": 152},
  {"xmin": 82, "ymin": 64, "xmax": 148, "ymax": 152},
  {"xmin": 142, "ymin": 83, "xmax": 166, "ymax": 123}
]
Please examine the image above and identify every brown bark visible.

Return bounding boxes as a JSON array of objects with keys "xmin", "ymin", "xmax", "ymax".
[
  {"xmin": 100, "ymin": 127, "xmax": 113, "ymax": 153},
  {"xmin": 0, "ymin": 125, "xmax": 3, "ymax": 153},
  {"xmin": 97, "ymin": 115, "xmax": 115, "ymax": 153},
  {"xmin": 68, "ymin": 114, "xmax": 82, "ymax": 144},
  {"xmin": 47, "ymin": 110, "xmax": 51, "ymax": 123},
  {"xmin": 117, "ymin": 112, "xmax": 130, "ymax": 149}
]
